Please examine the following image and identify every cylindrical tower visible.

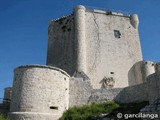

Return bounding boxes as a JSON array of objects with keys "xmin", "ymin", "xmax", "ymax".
[
  {"xmin": 130, "ymin": 14, "xmax": 139, "ymax": 29},
  {"xmin": 3, "ymin": 87, "xmax": 12, "ymax": 105},
  {"xmin": 9, "ymin": 65, "xmax": 70, "ymax": 120},
  {"xmin": 74, "ymin": 5, "xmax": 87, "ymax": 73},
  {"xmin": 142, "ymin": 61, "xmax": 155, "ymax": 82},
  {"xmin": 155, "ymin": 62, "xmax": 160, "ymax": 72}
]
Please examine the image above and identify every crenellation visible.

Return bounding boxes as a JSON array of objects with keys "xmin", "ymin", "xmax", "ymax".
[{"xmin": 50, "ymin": 14, "xmax": 73, "ymax": 23}]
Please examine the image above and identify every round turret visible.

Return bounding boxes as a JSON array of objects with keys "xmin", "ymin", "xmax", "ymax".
[
  {"xmin": 9, "ymin": 65, "xmax": 70, "ymax": 120},
  {"xmin": 130, "ymin": 14, "xmax": 139, "ymax": 29},
  {"xmin": 155, "ymin": 62, "xmax": 160, "ymax": 72},
  {"xmin": 3, "ymin": 87, "xmax": 12, "ymax": 106},
  {"xmin": 142, "ymin": 61, "xmax": 155, "ymax": 82},
  {"xmin": 3, "ymin": 87, "xmax": 12, "ymax": 101},
  {"xmin": 74, "ymin": 5, "xmax": 86, "ymax": 10}
]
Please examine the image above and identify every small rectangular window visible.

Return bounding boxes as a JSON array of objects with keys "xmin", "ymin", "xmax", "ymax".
[
  {"xmin": 50, "ymin": 106, "xmax": 58, "ymax": 110},
  {"xmin": 114, "ymin": 30, "xmax": 121, "ymax": 38},
  {"xmin": 110, "ymin": 72, "xmax": 114, "ymax": 74}
]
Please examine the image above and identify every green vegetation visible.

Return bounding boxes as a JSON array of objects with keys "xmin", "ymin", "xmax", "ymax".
[
  {"xmin": 59, "ymin": 101, "xmax": 120, "ymax": 120},
  {"xmin": 0, "ymin": 114, "xmax": 7, "ymax": 120},
  {"xmin": 0, "ymin": 101, "xmax": 149, "ymax": 120},
  {"xmin": 107, "ymin": 101, "xmax": 149, "ymax": 119},
  {"xmin": 59, "ymin": 101, "xmax": 149, "ymax": 120}
]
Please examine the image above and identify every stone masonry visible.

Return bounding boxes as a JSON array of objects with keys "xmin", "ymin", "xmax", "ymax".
[
  {"xmin": 9, "ymin": 65, "xmax": 70, "ymax": 120},
  {"xmin": 47, "ymin": 5, "xmax": 143, "ymax": 89}
]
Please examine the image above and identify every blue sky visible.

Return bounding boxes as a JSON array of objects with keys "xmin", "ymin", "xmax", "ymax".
[{"xmin": 0, "ymin": 0, "xmax": 160, "ymax": 98}]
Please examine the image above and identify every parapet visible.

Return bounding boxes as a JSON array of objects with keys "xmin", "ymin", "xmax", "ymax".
[
  {"xmin": 84, "ymin": 5, "xmax": 130, "ymax": 17},
  {"xmin": 49, "ymin": 14, "xmax": 73, "ymax": 24},
  {"xmin": 14, "ymin": 64, "xmax": 70, "ymax": 77}
]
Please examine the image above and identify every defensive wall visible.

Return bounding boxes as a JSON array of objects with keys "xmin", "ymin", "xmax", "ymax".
[
  {"xmin": 69, "ymin": 71, "xmax": 160, "ymax": 108},
  {"xmin": 6, "ymin": 62, "xmax": 160, "ymax": 120},
  {"xmin": 68, "ymin": 60, "xmax": 160, "ymax": 106}
]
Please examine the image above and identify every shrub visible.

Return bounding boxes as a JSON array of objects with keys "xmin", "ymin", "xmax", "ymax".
[
  {"xmin": 59, "ymin": 101, "xmax": 120, "ymax": 120},
  {"xmin": 0, "ymin": 114, "xmax": 7, "ymax": 120}
]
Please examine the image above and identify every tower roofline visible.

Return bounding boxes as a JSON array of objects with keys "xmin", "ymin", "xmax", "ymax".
[
  {"xmin": 14, "ymin": 64, "xmax": 70, "ymax": 77},
  {"xmin": 75, "ymin": 5, "xmax": 134, "ymax": 17}
]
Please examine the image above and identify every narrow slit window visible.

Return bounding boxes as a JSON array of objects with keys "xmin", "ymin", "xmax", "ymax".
[
  {"xmin": 110, "ymin": 72, "xmax": 114, "ymax": 74},
  {"xmin": 50, "ymin": 106, "xmax": 58, "ymax": 110}
]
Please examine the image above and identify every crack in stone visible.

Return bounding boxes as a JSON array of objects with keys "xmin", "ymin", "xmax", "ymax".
[{"xmin": 92, "ymin": 13, "xmax": 101, "ymax": 70}]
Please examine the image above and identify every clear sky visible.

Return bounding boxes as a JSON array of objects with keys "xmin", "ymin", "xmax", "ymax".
[{"xmin": 0, "ymin": 0, "xmax": 160, "ymax": 98}]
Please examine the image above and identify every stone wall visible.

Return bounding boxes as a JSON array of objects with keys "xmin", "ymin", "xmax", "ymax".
[
  {"xmin": 85, "ymin": 71, "xmax": 160, "ymax": 119},
  {"xmin": 155, "ymin": 62, "xmax": 160, "ymax": 72},
  {"xmin": 69, "ymin": 78, "xmax": 122, "ymax": 106},
  {"xmin": 3, "ymin": 87, "xmax": 12, "ymax": 101},
  {"xmin": 69, "ymin": 78, "xmax": 92, "ymax": 107},
  {"xmin": 46, "ymin": 5, "xmax": 143, "ymax": 89},
  {"xmin": 88, "ymin": 88, "xmax": 123, "ymax": 103},
  {"xmin": 84, "ymin": 9, "xmax": 142, "ymax": 89},
  {"xmin": 128, "ymin": 61, "xmax": 143, "ymax": 86},
  {"xmin": 69, "ymin": 75, "xmax": 149, "ymax": 106},
  {"xmin": 128, "ymin": 61, "xmax": 155, "ymax": 86},
  {"xmin": 9, "ymin": 65, "xmax": 70, "ymax": 120},
  {"xmin": 47, "ymin": 15, "xmax": 76, "ymax": 75},
  {"xmin": 83, "ymin": 83, "xmax": 148, "ymax": 104},
  {"xmin": 115, "ymin": 83, "xmax": 148, "ymax": 103},
  {"xmin": 147, "ymin": 71, "xmax": 160, "ymax": 104}
]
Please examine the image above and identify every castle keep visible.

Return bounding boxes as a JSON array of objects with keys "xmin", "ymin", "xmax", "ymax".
[
  {"xmin": 1, "ymin": 5, "xmax": 160, "ymax": 120},
  {"xmin": 47, "ymin": 5, "xmax": 143, "ymax": 88}
]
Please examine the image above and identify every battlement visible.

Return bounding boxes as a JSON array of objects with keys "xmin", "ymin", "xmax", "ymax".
[
  {"xmin": 143, "ymin": 61, "xmax": 155, "ymax": 65},
  {"xmin": 49, "ymin": 5, "xmax": 139, "ymax": 33},
  {"xmin": 85, "ymin": 6, "xmax": 130, "ymax": 17},
  {"xmin": 50, "ymin": 14, "xmax": 73, "ymax": 23}
]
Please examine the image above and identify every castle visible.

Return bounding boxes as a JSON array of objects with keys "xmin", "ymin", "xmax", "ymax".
[{"xmin": 1, "ymin": 5, "xmax": 160, "ymax": 120}]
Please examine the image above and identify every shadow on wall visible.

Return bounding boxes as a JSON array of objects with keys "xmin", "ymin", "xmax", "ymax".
[
  {"xmin": 128, "ymin": 61, "xmax": 144, "ymax": 86},
  {"xmin": 114, "ymin": 82, "xmax": 148, "ymax": 104}
]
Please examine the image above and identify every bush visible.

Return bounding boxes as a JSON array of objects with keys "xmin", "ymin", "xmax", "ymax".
[
  {"xmin": 59, "ymin": 101, "xmax": 120, "ymax": 120},
  {"xmin": 0, "ymin": 114, "xmax": 7, "ymax": 120}
]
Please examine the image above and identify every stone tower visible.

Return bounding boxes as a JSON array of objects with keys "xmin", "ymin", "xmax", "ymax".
[
  {"xmin": 9, "ymin": 65, "xmax": 70, "ymax": 120},
  {"xmin": 47, "ymin": 5, "xmax": 142, "ymax": 89}
]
